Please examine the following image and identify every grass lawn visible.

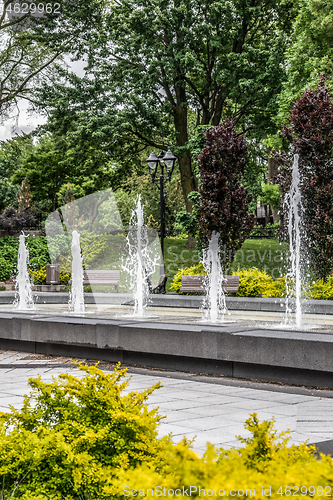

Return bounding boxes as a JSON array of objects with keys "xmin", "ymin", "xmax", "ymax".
[
  {"xmin": 164, "ymin": 237, "xmax": 290, "ymax": 291},
  {"xmin": 89, "ymin": 235, "xmax": 290, "ymax": 292},
  {"xmin": 231, "ymin": 239, "xmax": 290, "ymax": 279}
]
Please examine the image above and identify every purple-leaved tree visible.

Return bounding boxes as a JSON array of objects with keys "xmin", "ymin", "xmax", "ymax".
[
  {"xmin": 197, "ymin": 120, "xmax": 254, "ymax": 269},
  {"xmin": 276, "ymin": 77, "xmax": 333, "ymax": 280}
]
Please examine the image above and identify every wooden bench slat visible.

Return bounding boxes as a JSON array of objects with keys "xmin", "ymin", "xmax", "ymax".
[
  {"xmin": 69, "ymin": 270, "xmax": 121, "ymax": 291},
  {"xmin": 180, "ymin": 275, "xmax": 239, "ymax": 294}
]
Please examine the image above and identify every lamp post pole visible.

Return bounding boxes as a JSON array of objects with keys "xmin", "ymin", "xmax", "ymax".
[
  {"xmin": 159, "ymin": 172, "xmax": 165, "ymax": 273},
  {"xmin": 146, "ymin": 149, "xmax": 177, "ymax": 290}
]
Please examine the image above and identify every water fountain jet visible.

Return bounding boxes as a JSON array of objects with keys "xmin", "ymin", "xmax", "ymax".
[
  {"xmin": 69, "ymin": 230, "xmax": 85, "ymax": 314},
  {"xmin": 202, "ymin": 231, "xmax": 227, "ymax": 322},
  {"xmin": 123, "ymin": 196, "xmax": 159, "ymax": 317},
  {"xmin": 15, "ymin": 233, "xmax": 34, "ymax": 310},
  {"xmin": 285, "ymin": 154, "xmax": 303, "ymax": 328}
]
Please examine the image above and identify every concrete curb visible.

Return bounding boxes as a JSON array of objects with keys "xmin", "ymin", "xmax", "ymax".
[
  {"xmin": 0, "ymin": 292, "xmax": 333, "ymax": 315},
  {"xmin": 0, "ymin": 311, "xmax": 332, "ymax": 388}
]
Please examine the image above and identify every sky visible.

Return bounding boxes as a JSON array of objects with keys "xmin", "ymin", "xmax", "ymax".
[
  {"xmin": 0, "ymin": 100, "xmax": 46, "ymax": 141},
  {"xmin": 0, "ymin": 58, "xmax": 85, "ymax": 142}
]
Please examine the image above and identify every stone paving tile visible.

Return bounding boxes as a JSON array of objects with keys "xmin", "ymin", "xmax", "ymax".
[
  {"xmin": 188, "ymin": 395, "xmax": 245, "ymax": 405},
  {"xmin": 148, "ymin": 400, "xmax": 215, "ymax": 411},
  {"xmin": 1, "ymin": 349, "xmax": 333, "ymax": 454},
  {"xmin": 223, "ymin": 399, "xmax": 298, "ymax": 411},
  {"xmin": 157, "ymin": 422, "xmax": 201, "ymax": 437},
  {"xmin": 143, "ymin": 395, "xmax": 179, "ymax": 405},
  {"xmin": 255, "ymin": 404, "xmax": 299, "ymax": 416},
  {"xmin": 159, "ymin": 411, "xmax": 197, "ymax": 424},
  {"xmin": 188, "ymin": 404, "xmax": 245, "ymax": 417}
]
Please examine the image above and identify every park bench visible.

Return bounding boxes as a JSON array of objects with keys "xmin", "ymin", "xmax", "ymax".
[
  {"xmin": 69, "ymin": 270, "xmax": 120, "ymax": 292},
  {"xmin": 179, "ymin": 275, "xmax": 239, "ymax": 294}
]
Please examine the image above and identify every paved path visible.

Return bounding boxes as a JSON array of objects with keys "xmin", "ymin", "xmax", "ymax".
[{"xmin": 0, "ymin": 350, "xmax": 333, "ymax": 455}]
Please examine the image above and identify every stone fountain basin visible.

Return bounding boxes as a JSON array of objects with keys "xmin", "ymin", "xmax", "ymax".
[{"xmin": 0, "ymin": 292, "xmax": 333, "ymax": 388}]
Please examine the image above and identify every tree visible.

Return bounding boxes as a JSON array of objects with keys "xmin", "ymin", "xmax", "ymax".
[
  {"xmin": 37, "ymin": 0, "xmax": 295, "ymax": 213},
  {"xmin": 197, "ymin": 120, "xmax": 254, "ymax": 267},
  {"xmin": 259, "ymin": 182, "xmax": 281, "ymax": 223},
  {"xmin": 274, "ymin": 0, "xmax": 333, "ymax": 128},
  {"xmin": 0, "ymin": 0, "xmax": 106, "ymax": 120},
  {"xmin": 276, "ymin": 78, "xmax": 333, "ymax": 281},
  {"xmin": 0, "ymin": 134, "xmax": 33, "ymax": 210},
  {"xmin": 10, "ymin": 132, "xmax": 118, "ymax": 212}
]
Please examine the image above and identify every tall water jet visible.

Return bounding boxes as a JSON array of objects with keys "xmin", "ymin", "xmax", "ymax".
[
  {"xmin": 69, "ymin": 230, "xmax": 85, "ymax": 313},
  {"xmin": 15, "ymin": 234, "xmax": 34, "ymax": 310},
  {"xmin": 124, "ymin": 196, "xmax": 158, "ymax": 316},
  {"xmin": 202, "ymin": 231, "xmax": 227, "ymax": 322},
  {"xmin": 285, "ymin": 154, "xmax": 303, "ymax": 328}
]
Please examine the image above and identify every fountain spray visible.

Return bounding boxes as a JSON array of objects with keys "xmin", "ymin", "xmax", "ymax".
[
  {"xmin": 124, "ymin": 196, "xmax": 158, "ymax": 316},
  {"xmin": 202, "ymin": 231, "xmax": 227, "ymax": 322},
  {"xmin": 15, "ymin": 233, "xmax": 34, "ymax": 310},
  {"xmin": 285, "ymin": 154, "xmax": 303, "ymax": 328},
  {"xmin": 69, "ymin": 230, "xmax": 85, "ymax": 313}
]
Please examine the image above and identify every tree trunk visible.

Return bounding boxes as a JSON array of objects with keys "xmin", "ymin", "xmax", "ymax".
[
  {"xmin": 268, "ymin": 151, "xmax": 278, "ymax": 180},
  {"xmin": 173, "ymin": 83, "xmax": 197, "ymax": 212},
  {"xmin": 271, "ymin": 208, "xmax": 280, "ymax": 223},
  {"xmin": 186, "ymin": 234, "xmax": 196, "ymax": 248}
]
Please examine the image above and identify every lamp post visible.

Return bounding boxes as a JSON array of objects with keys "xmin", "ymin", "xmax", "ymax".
[{"xmin": 146, "ymin": 148, "xmax": 177, "ymax": 280}]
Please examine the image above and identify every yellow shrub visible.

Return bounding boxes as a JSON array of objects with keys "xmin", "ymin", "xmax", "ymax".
[
  {"xmin": 234, "ymin": 268, "xmax": 275, "ymax": 297},
  {"xmin": 112, "ymin": 414, "xmax": 333, "ymax": 500},
  {"xmin": 309, "ymin": 276, "xmax": 333, "ymax": 300},
  {"xmin": 29, "ymin": 266, "xmax": 47, "ymax": 285}
]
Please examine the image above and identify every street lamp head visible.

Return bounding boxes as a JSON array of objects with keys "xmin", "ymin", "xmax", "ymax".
[
  {"xmin": 146, "ymin": 151, "xmax": 159, "ymax": 181},
  {"xmin": 162, "ymin": 149, "xmax": 177, "ymax": 180}
]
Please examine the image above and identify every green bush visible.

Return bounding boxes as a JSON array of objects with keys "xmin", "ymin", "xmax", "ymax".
[
  {"xmin": 26, "ymin": 236, "xmax": 50, "ymax": 271},
  {"xmin": 169, "ymin": 263, "xmax": 205, "ymax": 293},
  {"xmin": 0, "ymin": 236, "xmax": 51, "ymax": 281},
  {"xmin": 56, "ymin": 231, "xmax": 109, "ymax": 273},
  {"xmin": 249, "ymin": 222, "xmax": 281, "ymax": 238}
]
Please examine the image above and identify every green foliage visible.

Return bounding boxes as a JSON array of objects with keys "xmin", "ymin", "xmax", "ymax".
[
  {"xmin": 0, "ymin": 236, "xmax": 50, "ymax": 281},
  {"xmin": 169, "ymin": 263, "xmax": 205, "ymax": 293},
  {"xmin": 37, "ymin": 0, "xmax": 295, "ymax": 212},
  {"xmin": 232, "ymin": 414, "xmax": 289, "ymax": 472},
  {"xmin": 276, "ymin": 0, "xmax": 333, "ymax": 127},
  {"xmin": 114, "ymin": 172, "xmax": 185, "ymax": 232},
  {"xmin": 0, "ymin": 363, "xmax": 170, "ymax": 498},
  {"xmin": 59, "ymin": 272, "xmax": 71, "ymax": 286},
  {"xmin": 175, "ymin": 210, "xmax": 198, "ymax": 239},
  {"xmin": 0, "ymin": 361, "xmax": 331, "ymax": 498},
  {"xmin": 11, "ymin": 134, "xmax": 70, "ymax": 212},
  {"xmin": 260, "ymin": 183, "xmax": 281, "ymax": 210},
  {"xmin": 250, "ymin": 222, "xmax": 281, "ymax": 239},
  {"xmin": 0, "ymin": 237, "xmax": 19, "ymax": 281},
  {"xmin": 26, "ymin": 237, "xmax": 50, "ymax": 271},
  {"xmin": 28, "ymin": 266, "xmax": 71, "ymax": 286}
]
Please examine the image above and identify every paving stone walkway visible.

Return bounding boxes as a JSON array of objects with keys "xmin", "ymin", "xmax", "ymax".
[{"xmin": 0, "ymin": 349, "xmax": 333, "ymax": 455}]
